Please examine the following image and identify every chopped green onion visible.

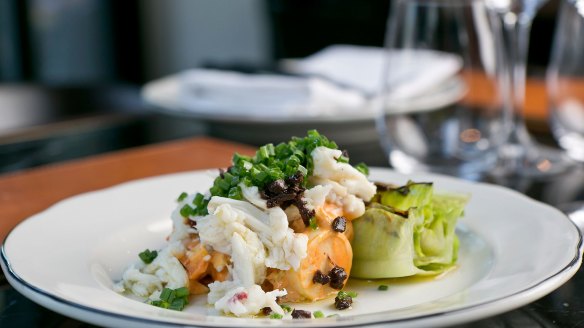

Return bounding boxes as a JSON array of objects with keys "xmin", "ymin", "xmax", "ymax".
[
  {"xmin": 355, "ymin": 162, "xmax": 369, "ymax": 176},
  {"xmin": 180, "ymin": 204, "xmax": 193, "ymax": 217},
  {"xmin": 217, "ymin": 179, "xmax": 230, "ymax": 191},
  {"xmin": 160, "ymin": 288, "xmax": 175, "ymax": 302},
  {"xmin": 228, "ymin": 186, "xmax": 243, "ymax": 200},
  {"xmin": 149, "ymin": 299, "xmax": 167, "ymax": 308},
  {"xmin": 193, "ymin": 193, "xmax": 205, "ymax": 206},
  {"xmin": 313, "ymin": 310, "xmax": 325, "ymax": 318},
  {"xmin": 270, "ymin": 313, "xmax": 283, "ymax": 319},
  {"xmin": 281, "ymin": 304, "xmax": 292, "ymax": 312},
  {"xmin": 169, "ymin": 298, "xmax": 187, "ymax": 311},
  {"xmin": 232, "ymin": 153, "xmax": 251, "ymax": 164},
  {"xmin": 378, "ymin": 285, "xmax": 389, "ymax": 291},
  {"xmin": 175, "ymin": 287, "xmax": 189, "ymax": 298},
  {"xmin": 297, "ymin": 165, "xmax": 308, "ymax": 177},
  {"xmin": 337, "ymin": 155, "xmax": 349, "ymax": 164},
  {"xmin": 138, "ymin": 249, "xmax": 158, "ymax": 264},
  {"xmin": 309, "ymin": 217, "xmax": 318, "ymax": 230},
  {"xmin": 199, "ymin": 131, "xmax": 364, "ymax": 215},
  {"xmin": 150, "ymin": 287, "xmax": 190, "ymax": 311},
  {"xmin": 336, "ymin": 290, "xmax": 357, "ymax": 300},
  {"xmin": 177, "ymin": 192, "xmax": 188, "ymax": 202}
]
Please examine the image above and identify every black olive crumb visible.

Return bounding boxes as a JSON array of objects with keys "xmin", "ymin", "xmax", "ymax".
[
  {"xmin": 330, "ymin": 280, "xmax": 344, "ymax": 290},
  {"xmin": 332, "ymin": 216, "xmax": 347, "ymax": 233},
  {"xmin": 328, "ymin": 266, "xmax": 348, "ymax": 290},
  {"xmin": 334, "ymin": 296, "xmax": 352, "ymax": 310},
  {"xmin": 261, "ymin": 171, "xmax": 316, "ymax": 227},
  {"xmin": 267, "ymin": 179, "xmax": 287, "ymax": 193},
  {"xmin": 261, "ymin": 307, "xmax": 272, "ymax": 315},
  {"xmin": 291, "ymin": 309, "xmax": 312, "ymax": 319},
  {"xmin": 312, "ymin": 270, "xmax": 331, "ymax": 285}
]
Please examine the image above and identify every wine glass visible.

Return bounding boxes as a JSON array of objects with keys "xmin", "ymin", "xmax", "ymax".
[
  {"xmin": 486, "ymin": 0, "xmax": 574, "ymax": 177},
  {"xmin": 547, "ymin": 0, "xmax": 584, "ymax": 230},
  {"xmin": 547, "ymin": 0, "xmax": 584, "ymax": 163},
  {"xmin": 376, "ymin": 0, "xmax": 510, "ymax": 180}
]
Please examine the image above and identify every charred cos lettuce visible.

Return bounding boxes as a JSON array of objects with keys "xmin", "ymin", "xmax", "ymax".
[{"xmin": 351, "ymin": 181, "xmax": 469, "ymax": 278}]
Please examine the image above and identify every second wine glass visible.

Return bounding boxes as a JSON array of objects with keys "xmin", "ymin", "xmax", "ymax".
[{"xmin": 487, "ymin": 0, "xmax": 573, "ymax": 177}]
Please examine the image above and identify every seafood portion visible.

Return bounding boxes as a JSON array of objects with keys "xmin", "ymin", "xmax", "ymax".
[
  {"xmin": 115, "ymin": 131, "xmax": 375, "ymax": 316},
  {"xmin": 114, "ymin": 132, "xmax": 467, "ymax": 318}
]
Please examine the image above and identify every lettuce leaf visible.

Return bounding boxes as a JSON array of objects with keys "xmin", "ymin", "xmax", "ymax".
[{"xmin": 351, "ymin": 181, "xmax": 469, "ymax": 278}]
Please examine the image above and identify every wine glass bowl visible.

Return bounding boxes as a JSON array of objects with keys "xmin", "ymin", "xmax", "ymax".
[
  {"xmin": 377, "ymin": 0, "xmax": 510, "ymax": 179},
  {"xmin": 486, "ymin": 0, "xmax": 574, "ymax": 177},
  {"xmin": 547, "ymin": 0, "xmax": 584, "ymax": 163}
]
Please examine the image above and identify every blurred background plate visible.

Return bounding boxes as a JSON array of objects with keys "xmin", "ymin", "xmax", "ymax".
[{"xmin": 141, "ymin": 67, "xmax": 466, "ymax": 167}]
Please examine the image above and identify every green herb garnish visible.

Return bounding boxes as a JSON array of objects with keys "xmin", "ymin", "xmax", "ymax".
[
  {"xmin": 187, "ymin": 130, "xmax": 368, "ymax": 216},
  {"xmin": 281, "ymin": 304, "xmax": 292, "ymax": 312},
  {"xmin": 336, "ymin": 290, "xmax": 357, "ymax": 300},
  {"xmin": 150, "ymin": 287, "xmax": 190, "ymax": 311},
  {"xmin": 337, "ymin": 155, "xmax": 350, "ymax": 164},
  {"xmin": 179, "ymin": 204, "xmax": 194, "ymax": 218},
  {"xmin": 177, "ymin": 192, "xmax": 188, "ymax": 202},
  {"xmin": 309, "ymin": 217, "xmax": 318, "ymax": 230},
  {"xmin": 313, "ymin": 310, "xmax": 325, "ymax": 318},
  {"xmin": 269, "ymin": 313, "xmax": 283, "ymax": 319},
  {"xmin": 355, "ymin": 162, "xmax": 369, "ymax": 176},
  {"xmin": 192, "ymin": 130, "xmax": 340, "ymax": 215},
  {"xmin": 138, "ymin": 249, "xmax": 158, "ymax": 264},
  {"xmin": 378, "ymin": 285, "xmax": 389, "ymax": 291}
]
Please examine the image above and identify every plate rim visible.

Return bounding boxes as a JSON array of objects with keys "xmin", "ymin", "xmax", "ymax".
[{"xmin": 1, "ymin": 168, "xmax": 583, "ymax": 328}]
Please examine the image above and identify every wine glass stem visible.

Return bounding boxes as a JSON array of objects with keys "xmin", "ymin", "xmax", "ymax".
[{"xmin": 502, "ymin": 15, "xmax": 536, "ymax": 149}]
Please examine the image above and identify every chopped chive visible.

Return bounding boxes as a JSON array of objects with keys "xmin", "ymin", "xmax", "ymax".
[
  {"xmin": 281, "ymin": 304, "xmax": 292, "ymax": 312},
  {"xmin": 346, "ymin": 291, "xmax": 358, "ymax": 298},
  {"xmin": 309, "ymin": 217, "xmax": 318, "ymax": 230},
  {"xmin": 175, "ymin": 287, "xmax": 189, "ymax": 298},
  {"xmin": 177, "ymin": 192, "xmax": 188, "ymax": 202},
  {"xmin": 336, "ymin": 290, "xmax": 357, "ymax": 300},
  {"xmin": 327, "ymin": 314, "xmax": 340, "ymax": 318},
  {"xmin": 169, "ymin": 298, "xmax": 187, "ymax": 310},
  {"xmin": 180, "ymin": 204, "xmax": 193, "ymax": 217},
  {"xmin": 313, "ymin": 310, "xmax": 325, "ymax": 318},
  {"xmin": 150, "ymin": 287, "xmax": 190, "ymax": 311},
  {"xmin": 355, "ymin": 162, "xmax": 369, "ymax": 176},
  {"xmin": 205, "ymin": 131, "xmax": 365, "ymax": 204},
  {"xmin": 378, "ymin": 285, "xmax": 389, "ymax": 291},
  {"xmin": 297, "ymin": 165, "xmax": 308, "ymax": 177},
  {"xmin": 269, "ymin": 313, "xmax": 283, "ymax": 319},
  {"xmin": 138, "ymin": 249, "xmax": 158, "ymax": 264},
  {"xmin": 150, "ymin": 299, "xmax": 169, "ymax": 308},
  {"xmin": 336, "ymin": 155, "xmax": 349, "ymax": 164},
  {"xmin": 159, "ymin": 288, "xmax": 173, "ymax": 302},
  {"xmin": 193, "ymin": 193, "xmax": 205, "ymax": 206},
  {"xmin": 228, "ymin": 186, "xmax": 243, "ymax": 200}
]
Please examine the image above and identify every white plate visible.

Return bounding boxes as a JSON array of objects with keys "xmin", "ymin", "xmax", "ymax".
[
  {"xmin": 141, "ymin": 72, "xmax": 466, "ymax": 124},
  {"xmin": 2, "ymin": 168, "xmax": 582, "ymax": 328}
]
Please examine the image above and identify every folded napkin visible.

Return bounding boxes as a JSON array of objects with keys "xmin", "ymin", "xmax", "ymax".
[
  {"xmin": 142, "ymin": 45, "xmax": 465, "ymax": 120},
  {"xmin": 282, "ymin": 45, "xmax": 463, "ymax": 100},
  {"xmin": 175, "ymin": 69, "xmax": 368, "ymax": 118}
]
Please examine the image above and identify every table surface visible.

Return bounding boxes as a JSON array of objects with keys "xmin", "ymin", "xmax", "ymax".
[{"xmin": 1, "ymin": 136, "xmax": 584, "ymax": 328}]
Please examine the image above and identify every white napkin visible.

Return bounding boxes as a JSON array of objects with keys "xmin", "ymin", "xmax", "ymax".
[
  {"xmin": 175, "ymin": 69, "xmax": 367, "ymax": 117},
  {"xmin": 142, "ymin": 45, "xmax": 465, "ymax": 120},
  {"xmin": 282, "ymin": 45, "xmax": 463, "ymax": 99}
]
